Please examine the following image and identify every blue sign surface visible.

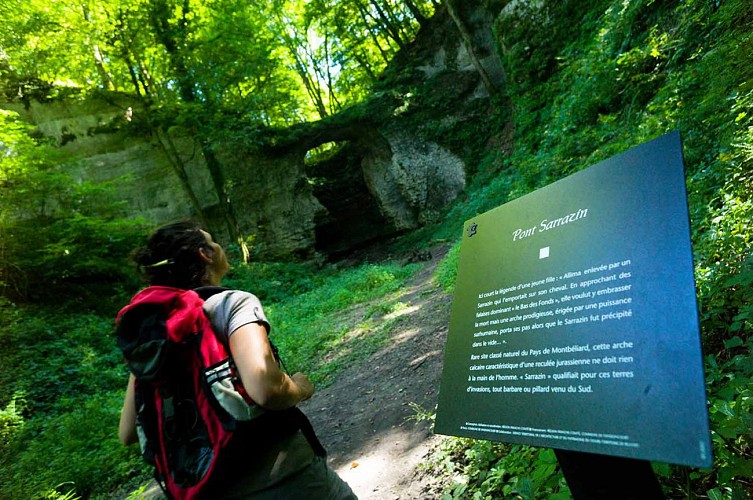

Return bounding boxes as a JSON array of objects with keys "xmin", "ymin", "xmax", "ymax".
[{"xmin": 435, "ymin": 132, "xmax": 712, "ymax": 467}]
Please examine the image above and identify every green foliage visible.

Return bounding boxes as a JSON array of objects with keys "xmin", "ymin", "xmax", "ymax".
[
  {"xmin": 0, "ymin": 309, "xmax": 125, "ymax": 416},
  {"xmin": 419, "ymin": 0, "xmax": 753, "ymax": 498},
  {"xmin": 421, "ymin": 436, "xmax": 570, "ymax": 499},
  {"xmin": 691, "ymin": 104, "xmax": 753, "ymax": 353},
  {"xmin": 0, "ymin": 98, "xmax": 152, "ymax": 500},
  {"xmin": 0, "ymin": 393, "xmax": 145, "ymax": 499},
  {"xmin": 38, "ymin": 487, "xmax": 81, "ymax": 500},
  {"xmin": 264, "ymin": 262, "xmax": 419, "ymax": 385},
  {"xmin": 223, "ymin": 260, "xmax": 333, "ymax": 304},
  {"xmin": 2, "ymin": 0, "xmax": 753, "ymax": 498},
  {"xmin": 702, "ymin": 336, "xmax": 753, "ymax": 497},
  {"xmin": 0, "ymin": 107, "xmax": 147, "ymax": 496},
  {"xmin": 0, "ymin": 305, "xmax": 147, "ymax": 497},
  {"xmin": 0, "ymin": 110, "xmax": 149, "ymax": 305},
  {"xmin": 411, "ymin": 402, "xmax": 569, "ymax": 499},
  {"xmin": 0, "ymin": 394, "xmax": 24, "ymax": 451},
  {"xmin": 654, "ymin": 334, "xmax": 753, "ymax": 498},
  {"xmin": 0, "ymin": 0, "xmax": 433, "ymax": 127},
  {"xmin": 0, "ymin": 253, "xmax": 419, "ymax": 497},
  {"xmin": 434, "ymin": 240, "xmax": 461, "ymax": 292}
]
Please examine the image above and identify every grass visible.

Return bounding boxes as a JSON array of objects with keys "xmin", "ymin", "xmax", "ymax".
[{"xmin": 248, "ymin": 261, "xmax": 420, "ymax": 386}]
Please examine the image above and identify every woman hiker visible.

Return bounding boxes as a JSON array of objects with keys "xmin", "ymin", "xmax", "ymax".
[{"xmin": 117, "ymin": 220, "xmax": 356, "ymax": 499}]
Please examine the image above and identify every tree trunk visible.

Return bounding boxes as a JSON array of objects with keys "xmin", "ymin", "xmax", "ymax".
[
  {"xmin": 152, "ymin": 126, "xmax": 210, "ymax": 230},
  {"xmin": 122, "ymin": 52, "xmax": 144, "ymax": 98},
  {"xmin": 370, "ymin": 0, "xmax": 407, "ymax": 49},
  {"xmin": 112, "ymin": 13, "xmax": 206, "ymax": 223},
  {"xmin": 322, "ymin": 35, "xmax": 342, "ymax": 114},
  {"xmin": 136, "ymin": 57, "xmax": 158, "ymax": 100},
  {"xmin": 274, "ymin": 12, "xmax": 329, "ymax": 119},
  {"xmin": 294, "ymin": 44, "xmax": 329, "ymax": 118},
  {"xmin": 381, "ymin": 0, "xmax": 416, "ymax": 38},
  {"xmin": 354, "ymin": 50, "xmax": 378, "ymax": 81},
  {"xmin": 114, "ymin": 9, "xmax": 154, "ymax": 98},
  {"xmin": 149, "ymin": 0, "xmax": 248, "ymax": 259},
  {"xmin": 92, "ymin": 45, "xmax": 115, "ymax": 90},
  {"xmin": 444, "ymin": 0, "xmax": 499, "ymax": 96},
  {"xmin": 82, "ymin": 4, "xmax": 114, "ymax": 90},
  {"xmin": 354, "ymin": 1, "xmax": 393, "ymax": 61},
  {"xmin": 357, "ymin": 0, "xmax": 406, "ymax": 50},
  {"xmin": 403, "ymin": 0, "xmax": 429, "ymax": 27},
  {"xmin": 199, "ymin": 140, "xmax": 249, "ymax": 262}
]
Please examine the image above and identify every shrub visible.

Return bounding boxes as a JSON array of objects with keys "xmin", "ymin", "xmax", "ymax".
[
  {"xmin": 434, "ymin": 240, "xmax": 461, "ymax": 293},
  {"xmin": 0, "ymin": 393, "xmax": 146, "ymax": 499},
  {"xmin": 0, "ymin": 394, "xmax": 24, "ymax": 452},
  {"xmin": 0, "ymin": 308, "xmax": 126, "ymax": 416},
  {"xmin": 0, "ymin": 109, "xmax": 148, "ymax": 306}
]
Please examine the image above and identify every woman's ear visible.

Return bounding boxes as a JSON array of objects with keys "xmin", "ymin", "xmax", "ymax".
[{"xmin": 199, "ymin": 247, "xmax": 214, "ymax": 264}]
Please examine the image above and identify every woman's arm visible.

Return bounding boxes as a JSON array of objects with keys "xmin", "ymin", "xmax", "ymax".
[
  {"xmin": 229, "ymin": 322, "xmax": 314, "ymax": 410},
  {"xmin": 119, "ymin": 373, "xmax": 138, "ymax": 445}
]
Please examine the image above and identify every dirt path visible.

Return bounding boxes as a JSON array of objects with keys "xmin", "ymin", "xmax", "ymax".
[{"xmin": 299, "ymin": 245, "xmax": 451, "ymax": 499}]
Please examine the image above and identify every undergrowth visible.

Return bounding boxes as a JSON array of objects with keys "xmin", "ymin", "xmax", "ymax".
[
  {"xmin": 0, "ymin": 259, "xmax": 419, "ymax": 498},
  {"xmin": 419, "ymin": 0, "xmax": 753, "ymax": 498}
]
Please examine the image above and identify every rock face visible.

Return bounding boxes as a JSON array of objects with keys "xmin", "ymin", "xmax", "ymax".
[
  {"xmin": 298, "ymin": 125, "xmax": 467, "ymax": 257},
  {"xmin": 215, "ymin": 144, "xmax": 327, "ymax": 259},
  {"xmin": 361, "ymin": 129, "xmax": 466, "ymax": 230},
  {"xmin": 252, "ymin": 2, "xmax": 505, "ymax": 258},
  {"xmin": 2, "ymin": 3, "xmax": 505, "ymax": 260},
  {"xmin": 3, "ymin": 93, "xmax": 220, "ymax": 225}
]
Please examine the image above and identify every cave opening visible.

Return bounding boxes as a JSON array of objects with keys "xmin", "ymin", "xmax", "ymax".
[{"xmin": 304, "ymin": 140, "xmax": 393, "ymax": 259}]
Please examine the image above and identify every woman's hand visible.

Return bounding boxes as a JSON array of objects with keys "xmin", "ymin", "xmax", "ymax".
[
  {"xmin": 229, "ymin": 322, "xmax": 315, "ymax": 410},
  {"xmin": 118, "ymin": 373, "xmax": 138, "ymax": 446},
  {"xmin": 290, "ymin": 372, "xmax": 314, "ymax": 401}
]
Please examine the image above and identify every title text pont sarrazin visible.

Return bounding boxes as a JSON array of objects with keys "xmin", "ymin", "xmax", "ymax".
[{"xmin": 512, "ymin": 208, "xmax": 588, "ymax": 241}]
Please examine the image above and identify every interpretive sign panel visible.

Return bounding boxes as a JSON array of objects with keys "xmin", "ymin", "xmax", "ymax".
[{"xmin": 435, "ymin": 132, "xmax": 712, "ymax": 467}]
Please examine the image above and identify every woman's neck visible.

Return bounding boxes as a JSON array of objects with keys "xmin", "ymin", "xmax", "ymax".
[{"xmin": 204, "ymin": 272, "xmax": 222, "ymax": 287}]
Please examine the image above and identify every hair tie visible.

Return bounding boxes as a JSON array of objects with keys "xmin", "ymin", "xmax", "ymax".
[{"xmin": 145, "ymin": 259, "xmax": 174, "ymax": 268}]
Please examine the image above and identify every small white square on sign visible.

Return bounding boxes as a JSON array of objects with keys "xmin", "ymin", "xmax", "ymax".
[{"xmin": 539, "ymin": 247, "xmax": 550, "ymax": 259}]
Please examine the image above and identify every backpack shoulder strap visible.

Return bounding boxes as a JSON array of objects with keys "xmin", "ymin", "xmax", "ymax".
[
  {"xmin": 194, "ymin": 286, "xmax": 229, "ymax": 301},
  {"xmin": 190, "ymin": 288, "xmax": 325, "ymax": 456},
  {"xmin": 290, "ymin": 407, "xmax": 327, "ymax": 456}
]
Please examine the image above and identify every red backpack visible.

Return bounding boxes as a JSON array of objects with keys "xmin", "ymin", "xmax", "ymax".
[{"xmin": 116, "ymin": 286, "xmax": 324, "ymax": 499}]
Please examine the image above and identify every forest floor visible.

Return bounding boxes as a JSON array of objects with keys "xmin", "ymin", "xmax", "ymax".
[{"xmin": 299, "ymin": 243, "xmax": 452, "ymax": 499}]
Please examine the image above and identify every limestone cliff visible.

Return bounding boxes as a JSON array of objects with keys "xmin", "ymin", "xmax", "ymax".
[{"xmin": 2, "ymin": 3, "xmax": 506, "ymax": 260}]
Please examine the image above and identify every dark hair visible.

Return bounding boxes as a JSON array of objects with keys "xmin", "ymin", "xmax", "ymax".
[{"xmin": 133, "ymin": 220, "xmax": 212, "ymax": 289}]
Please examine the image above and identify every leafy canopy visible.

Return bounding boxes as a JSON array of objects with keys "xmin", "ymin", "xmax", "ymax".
[{"xmin": 0, "ymin": 0, "xmax": 434, "ymax": 125}]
